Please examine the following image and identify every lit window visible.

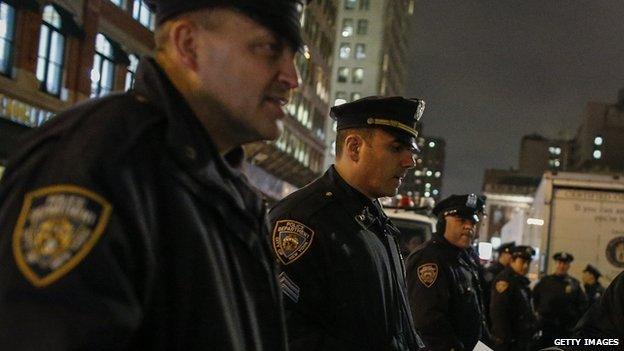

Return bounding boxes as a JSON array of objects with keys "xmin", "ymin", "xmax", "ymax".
[
  {"xmin": 331, "ymin": 140, "xmax": 336, "ymax": 156},
  {"xmin": 337, "ymin": 67, "xmax": 349, "ymax": 83},
  {"xmin": 555, "ymin": 147, "xmax": 561, "ymax": 155},
  {"xmin": 424, "ymin": 191, "xmax": 430, "ymax": 197},
  {"xmin": 0, "ymin": 1, "xmax": 16, "ymax": 75},
  {"xmin": 125, "ymin": 54, "xmax": 139, "ymax": 91},
  {"xmin": 359, "ymin": 0, "xmax": 370, "ymax": 10},
  {"xmin": 428, "ymin": 141, "xmax": 435, "ymax": 148},
  {"xmin": 344, "ymin": 0, "xmax": 357, "ymax": 10},
  {"xmin": 432, "ymin": 189, "xmax": 439, "ymax": 195},
  {"xmin": 332, "ymin": 121, "xmax": 337, "ymax": 132},
  {"xmin": 426, "ymin": 171, "xmax": 432, "ymax": 177},
  {"xmin": 351, "ymin": 92, "xmax": 361, "ymax": 101},
  {"xmin": 355, "ymin": 43, "xmax": 366, "ymax": 59},
  {"xmin": 434, "ymin": 171, "xmax": 441, "ymax": 178},
  {"xmin": 339, "ymin": 43, "xmax": 351, "ymax": 59},
  {"xmin": 352, "ymin": 67, "xmax": 363, "ymax": 83},
  {"xmin": 548, "ymin": 146, "xmax": 555, "ymax": 154},
  {"xmin": 334, "ymin": 91, "xmax": 347, "ymax": 106},
  {"xmin": 594, "ymin": 136, "xmax": 603, "ymax": 146},
  {"xmin": 109, "ymin": 0, "xmax": 124, "ymax": 7},
  {"xmin": 356, "ymin": 19, "xmax": 368, "ymax": 35},
  {"xmin": 90, "ymin": 34, "xmax": 116, "ymax": 97},
  {"xmin": 341, "ymin": 19, "xmax": 353, "ymax": 37},
  {"xmin": 593, "ymin": 150, "xmax": 602, "ymax": 159},
  {"xmin": 554, "ymin": 159, "xmax": 561, "ymax": 167},
  {"xmin": 425, "ymin": 183, "xmax": 431, "ymax": 188},
  {"xmin": 414, "ymin": 170, "xmax": 422, "ymax": 176},
  {"xmin": 133, "ymin": 0, "xmax": 155, "ymax": 31},
  {"xmin": 36, "ymin": 5, "xmax": 65, "ymax": 96}
]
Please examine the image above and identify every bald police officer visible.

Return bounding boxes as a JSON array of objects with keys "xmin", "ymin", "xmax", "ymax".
[
  {"xmin": 0, "ymin": 1, "xmax": 304, "ymax": 349},
  {"xmin": 407, "ymin": 194, "xmax": 489, "ymax": 351},
  {"xmin": 490, "ymin": 245, "xmax": 538, "ymax": 351},
  {"xmin": 270, "ymin": 96, "xmax": 425, "ymax": 350},
  {"xmin": 533, "ymin": 252, "xmax": 587, "ymax": 348}
]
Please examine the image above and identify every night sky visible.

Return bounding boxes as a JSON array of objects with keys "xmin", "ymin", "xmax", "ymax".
[{"xmin": 406, "ymin": 0, "xmax": 624, "ymax": 197}]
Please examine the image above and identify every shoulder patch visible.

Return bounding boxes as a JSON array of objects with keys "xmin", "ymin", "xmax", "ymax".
[
  {"xmin": 495, "ymin": 280, "xmax": 509, "ymax": 293},
  {"xmin": 417, "ymin": 263, "xmax": 438, "ymax": 287},
  {"xmin": 12, "ymin": 185, "xmax": 112, "ymax": 288},
  {"xmin": 272, "ymin": 219, "xmax": 314, "ymax": 265},
  {"xmin": 565, "ymin": 284, "xmax": 572, "ymax": 294}
]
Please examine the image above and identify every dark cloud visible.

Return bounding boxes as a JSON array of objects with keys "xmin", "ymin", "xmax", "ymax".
[{"xmin": 407, "ymin": 0, "xmax": 624, "ymax": 196}]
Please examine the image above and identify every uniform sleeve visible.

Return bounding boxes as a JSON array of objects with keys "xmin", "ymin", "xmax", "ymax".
[
  {"xmin": 0, "ymin": 178, "xmax": 154, "ymax": 349},
  {"xmin": 268, "ymin": 214, "xmax": 355, "ymax": 350},
  {"xmin": 573, "ymin": 280, "xmax": 588, "ymax": 320},
  {"xmin": 489, "ymin": 278, "xmax": 512, "ymax": 348},
  {"xmin": 406, "ymin": 254, "xmax": 464, "ymax": 351}
]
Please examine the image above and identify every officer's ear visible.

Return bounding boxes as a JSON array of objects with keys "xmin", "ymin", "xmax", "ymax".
[
  {"xmin": 166, "ymin": 19, "xmax": 201, "ymax": 70},
  {"xmin": 344, "ymin": 134, "xmax": 362, "ymax": 162}
]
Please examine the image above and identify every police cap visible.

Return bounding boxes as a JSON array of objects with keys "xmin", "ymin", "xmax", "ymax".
[
  {"xmin": 553, "ymin": 251, "xmax": 574, "ymax": 263},
  {"xmin": 330, "ymin": 96, "xmax": 425, "ymax": 151},
  {"xmin": 147, "ymin": 0, "xmax": 307, "ymax": 50},
  {"xmin": 497, "ymin": 242, "xmax": 515, "ymax": 254},
  {"xmin": 511, "ymin": 245, "xmax": 535, "ymax": 260},
  {"xmin": 583, "ymin": 264, "xmax": 601, "ymax": 278},
  {"xmin": 432, "ymin": 194, "xmax": 486, "ymax": 223}
]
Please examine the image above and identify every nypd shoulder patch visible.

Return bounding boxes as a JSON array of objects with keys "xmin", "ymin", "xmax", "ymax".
[
  {"xmin": 495, "ymin": 280, "xmax": 509, "ymax": 293},
  {"xmin": 417, "ymin": 263, "xmax": 438, "ymax": 288},
  {"xmin": 272, "ymin": 219, "xmax": 314, "ymax": 265},
  {"xmin": 12, "ymin": 185, "xmax": 113, "ymax": 288}
]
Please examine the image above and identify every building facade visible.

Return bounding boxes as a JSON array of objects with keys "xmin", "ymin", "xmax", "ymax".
[
  {"xmin": 397, "ymin": 135, "xmax": 445, "ymax": 202},
  {"xmin": 323, "ymin": 0, "xmax": 415, "ymax": 169}
]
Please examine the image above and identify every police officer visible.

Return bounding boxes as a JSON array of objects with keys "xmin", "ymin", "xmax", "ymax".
[
  {"xmin": 533, "ymin": 252, "xmax": 587, "ymax": 348},
  {"xmin": 490, "ymin": 245, "xmax": 538, "ymax": 351},
  {"xmin": 575, "ymin": 270, "xmax": 624, "ymax": 342},
  {"xmin": 406, "ymin": 194, "xmax": 489, "ymax": 351},
  {"xmin": 483, "ymin": 242, "xmax": 515, "ymax": 327},
  {"xmin": 270, "ymin": 96, "xmax": 425, "ymax": 350},
  {"xmin": 0, "ymin": 1, "xmax": 303, "ymax": 349},
  {"xmin": 581, "ymin": 264, "xmax": 605, "ymax": 308}
]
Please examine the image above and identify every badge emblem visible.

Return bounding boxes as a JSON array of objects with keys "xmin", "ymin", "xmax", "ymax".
[
  {"xmin": 606, "ymin": 236, "xmax": 624, "ymax": 268},
  {"xmin": 272, "ymin": 220, "xmax": 314, "ymax": 265},
  {"xmin": 12, "ymin": 185, "xmax": 112, "ymax": 287},
  {"xmin": 495, "ymin": 280, "xmax": 509, "ymax": 293},
  {"xmin": 565, "ymin": 285, "xmax": 572, "ymax": 294},
  {"xmin": 417, "ymin": 263, "xmax": 438, "ymax": 287},
  {"xmin": 466, "ymin": 194, "xmax": 477, "ymax": 209}
]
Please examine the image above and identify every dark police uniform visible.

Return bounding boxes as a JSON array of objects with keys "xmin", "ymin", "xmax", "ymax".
[
  {"xmin": 582, "ymin": 264, "xmax": 605, "ymax": 309},
  {"xmin": 269, "ymin": 96, "xmax": 426, "ymax": 350},
  {"xmin": 533, "ymin": 252, "xmax": 587, "ymax": 347},
  {"xmin": 489, "ymin": 246, "xmax": 537, "ymax": 351},
  {"xmin": 406, "ymin": 194, "xmax": 488, "ymax": 351},
  {"xmin": 483, "ymin": 242, "xmax": 515, "ymax": 328},
  {"xmin": 574, "ymin": 270, "xmax": 624, "ymax": 342},
  {"xmin": 0, "ymin": 58, "xmax": 287, "ymax": 350}
]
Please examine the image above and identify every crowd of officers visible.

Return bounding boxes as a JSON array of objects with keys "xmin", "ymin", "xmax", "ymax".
[{"xmin": 0, "ymin": 1, "xmax": 622, "ymax": 350}]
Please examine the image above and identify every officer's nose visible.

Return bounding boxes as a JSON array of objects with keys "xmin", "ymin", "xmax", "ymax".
[
  {"xmin": 277, "ymin": 50, "xmax": 299, "ymax": 91},
  {"xmin": 401, "ymin": 151, "xmax": 417, "ymax": 169}
]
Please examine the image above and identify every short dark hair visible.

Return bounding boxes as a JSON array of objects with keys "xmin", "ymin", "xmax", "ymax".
[{"xmin": 335, "ymin": 128, "xmax": 373, "ymax": 157}]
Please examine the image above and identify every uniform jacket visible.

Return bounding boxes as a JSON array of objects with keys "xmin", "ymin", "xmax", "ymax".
[
  {"xmin": 574, "ymin": 270, "xmax": 624, "ymax": 342},
  {"xmin": 0, "ymin": 58, "xmax": 287, "ymax": 350},
  {"xmin": 489, "ymin": 267, "xmax": 537, "ymax": 351},
  {"xmin": 269, "ymin": 166, "xmax": 422, "ymax": 350},
  {"xmin": 584, "ymin": 282, "xmax": 605, "ymax": 309},
  {"xmin": 533, "ymin": 273, "xmax": 587, "ymax": 333},
  {"xmin": 483, "ymin": 261, "xmax": 506, "ymax": 327},
  {"xmin": 406, "ymin": 234, "xmax": 487, "ymax": 351}
]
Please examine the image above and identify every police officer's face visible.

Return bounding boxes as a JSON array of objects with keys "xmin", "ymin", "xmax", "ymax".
[
  {"xmin": 443, "ymin": 215, "xmax": 476, "ymax": 249},
  {"xmin": 192, "ymin": 9, "xmax": 299, "ymax": 143},
  {"xmin": 357, "ymin": 129, "xmax": 416, "ymax": 198},
  {"xmin": 582, "ymin": 271, "xmax": 596, "ymax": 285},
  {"xmin": 510, "ymin": 257, "xmax": 530, "ymax": 276},
  {"xmin": 555, "ymin": 260, "xmax": 570, "ymax": 275}
]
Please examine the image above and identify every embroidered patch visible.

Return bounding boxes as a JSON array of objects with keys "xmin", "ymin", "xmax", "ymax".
[
  {"xmin": 278, "ymin": 272, "xmax": 300, "ymax": 303},
  {"xmin": 272, "ymin": 220, "xmax": 314, "ymax": 265},
  {"xmin": 495, "ymin": 280, "xmax": 509, "ymax": 293},
  {"xmin": 565, "ymin": 285, "xmax": 572, "ymax": 294},
  {"xmin": 12, "ymin": 185, "xmax": 112, "ymax": 288},
  {"xmin": 417, "ymin": 263, "xmax": 438, "ymax": 287}
]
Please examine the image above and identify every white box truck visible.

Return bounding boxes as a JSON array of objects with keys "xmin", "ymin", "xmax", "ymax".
[{"xmin": 526, "ymin": 171, "xmax": 624, "ymax": 283}]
